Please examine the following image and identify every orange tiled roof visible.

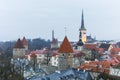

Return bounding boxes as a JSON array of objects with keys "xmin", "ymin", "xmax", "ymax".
[
  {"xmin": 30, "ymin": 52, "xmax": 37, "ymax": 57},
  {"xmin": 84, "ymin": 44, "xmax": 97, "ymax": 50},
  {"xmin": 14, "ymin": 38, "xmax": 24, "ymax": 48},
  {"xmin": 111, "ymin": 54, "xmax": 120, "ymax": 63},
  {"xmin": 110, "ymin": 48, "xmax": 120, "ymax": 54},
  {"xmin": 77, "ymin": 60, "xmax": 118, "ymax": 74},
  {"xmin": 96, "ymin": 48, "xmax": 104, "ymax": 54},
  {"xmin": 52, "ymin": 53, "xmax": 58, "ymax": 57},
  {"xmin": 22, "ymin": 37, "xmax": 28, "ymax": 45},
  {"xmin": 73, "ymin": 50, "xmax": 85, "ymax": 57},
  {"xmin": 58, "ymin": 36, "xmax": 73, "ymax": 53}
]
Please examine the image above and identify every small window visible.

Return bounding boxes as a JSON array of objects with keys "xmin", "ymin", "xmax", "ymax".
[{"xmin": 68, "ymin": 54, "xmax": 70, "ymax": 56}]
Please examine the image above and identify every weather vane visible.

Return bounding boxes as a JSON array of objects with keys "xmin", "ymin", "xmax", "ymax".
[{"xmin": 64, "ymin": 27, "xmax": 67, "ymax": 36}]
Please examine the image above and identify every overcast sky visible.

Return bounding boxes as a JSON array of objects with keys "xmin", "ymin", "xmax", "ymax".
[{"xmin": 0, "ymin": 0, "xmax": 120, "ymax": 41}]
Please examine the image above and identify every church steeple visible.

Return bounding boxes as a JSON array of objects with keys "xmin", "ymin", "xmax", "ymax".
[
  {"xmin": 80, "ymin": 10, "xmax": 86, "ymax": 30},
  {"xmin": 79, "ymin": 10, "xmax": 87, "ymax": 43}
]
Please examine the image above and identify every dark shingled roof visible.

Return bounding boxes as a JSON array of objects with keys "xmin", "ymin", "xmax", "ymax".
[
  {"xmin": 77, "ymin": 39, "xmax": 84, "ymax": 46},
  {"xmin": 99, "ymin": 44, "xmax": 111, "ymax": 51},
  {"xmin": 14, "ymin": 38, "xmax": 24, "ymax": 48}
]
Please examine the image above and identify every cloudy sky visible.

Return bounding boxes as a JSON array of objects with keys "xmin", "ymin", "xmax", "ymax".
[{"xmin": 0, "ymin": 0, "xmax": 120, "ymax": 41}]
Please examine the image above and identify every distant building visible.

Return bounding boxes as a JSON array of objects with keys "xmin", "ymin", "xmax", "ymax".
[
  {"xmin": 79, "ymin": 10, "xmax": 96, "ymax": 44},
  {"xmin": 30, "ymin": 49, "xmax": 47, "ymax": 64},
  {"xmin": 51, "ymin": 30, "xmax": 59, "ymax": 49},
  {"xmin": 35, "ymin": 68, "xmax": 92, "ymax": 80},
  {"xmin": 51, "ymin": 38, "xmax": 58, "ymax": 49},
  {"xmin": 99, "ymin": 43, "xmax": 113, "ymax": 54},
  {"xmin": 13, "ymin": 38, "xmax": 25, "ymax": 58},
  {"xmin": 13, "ymin": 37, "xmax": 28, "ymax": 59},
  {"xmin": 79, "ymin": 10, "xmax": 87, "ymax": 43}
]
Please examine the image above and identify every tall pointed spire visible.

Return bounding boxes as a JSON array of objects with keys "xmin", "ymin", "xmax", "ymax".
[{"xmin": 80, "ymin": 10, "xmax": 86, "ymax": 30}]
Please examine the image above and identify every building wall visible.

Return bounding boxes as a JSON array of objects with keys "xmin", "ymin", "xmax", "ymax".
[
  {"xmin": 51, "ymin": 43, "xmax": 58, "ymax": 49},
  {"xmin": 77, "ymin": 46, "xmax": 83, "ymax": 51},
  {"xmin": 13, "ymin": 48, "xmax": 25, "ymax": 58},
  {"xmin": 58, "ymin": 53, "xmax": 73, "ymax": 70},
  {"xmin": 73, "ymin": 57, "xmax": 81, "ymax": 67},
  {"xmin": 36, "ymin": 54, "xmax": 46, "ymax": 64},
  {"xmin": 51, "ymin": 56, "xmax": 58, "ymax": 67},
  {"xmin": 110, "ymin": 67, "xmax": 120, "ymax": 77},
  {"xmin": 80, "ymin": 30, "xmax": 87, "ymax": 43},
  {"xmin": 108, "ymin": 45, "xmax": 113, "ymax": 51}
]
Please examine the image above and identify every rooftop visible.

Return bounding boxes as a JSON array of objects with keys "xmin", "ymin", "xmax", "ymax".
[
  {"xmin": 58, "ymin": 36, "xmax": 73, "ymax": 53},
  {"xmin": 14, "ymin": 38, "xmax": 24, "ymax": 48},
  {"xmin": 22, "ymin": 37, "xmax": 28, "ymax": 45}
]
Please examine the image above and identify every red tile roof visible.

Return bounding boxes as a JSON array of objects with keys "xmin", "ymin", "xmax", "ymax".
[
  {"xmin": 84, "ymin": 44, "xmax": 105, "ymax": 54},
  {"xmin": 73, "ymin": 50, "xmax": 85, "ymax": 57},
  {"xmin": 96, "ymin": 48, "xmax": 104, "ymax": 55},
  {"xmin": 84, "ymin": 44, "xmax": 97, "ymax": 50},
  {"xmin": 110, "ymin": 48, "xmax": 120, "ymax": 54},
  {"xmin": 52, "ymin": 53, "xmax": 58, "ymax": 57},
  {"xmin": 30, "ymin": 53, "xmax": 37, "ymax": 57},
  {"xmin": 22, "ymin": 37, "xmax": 28, "ymax": 45},
  {"xmin": 111, "ymin": 54, "xmax": 120, "ymax": 63},
  {"xmin": 30, "ymin": 50, "xmax": 46, "ymax": 54},
  {"xmin": 77, "ymin": 60, "xmax": 119, "ymax": 74},
  {"xmin": 58, "ymin": 36, "xmax": 73, "ymax": 53},
  {"xmin": 14, "ymin": 38, "xmax": 24, "ymax": 48}
]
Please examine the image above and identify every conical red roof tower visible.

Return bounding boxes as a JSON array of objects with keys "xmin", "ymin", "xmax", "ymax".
[
  {"xmin": 58, "ymin": 36, "xmax": 73, "ymax": 53},
  {"xmin": 14, "ymin": 38, "xmax": 24, "ymax": 48},
  {"xmin": 22, "ymin": 37, "xmax": 28, "ymax": 45}
]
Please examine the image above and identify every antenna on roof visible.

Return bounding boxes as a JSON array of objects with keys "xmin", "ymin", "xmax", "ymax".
[{"xmin": 64, "ymin": 27, "xmax": 67, "ymax": 36}]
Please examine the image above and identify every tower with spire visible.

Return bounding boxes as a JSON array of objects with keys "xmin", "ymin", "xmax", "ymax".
[
  {"xmin": 58, "ymin": 36, "xmax": 73, "ymax": 70},
  {"xmin": 79, "ymin": 10, "xmax": 87, "ymax": 43}
]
